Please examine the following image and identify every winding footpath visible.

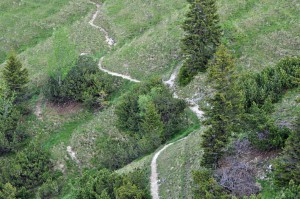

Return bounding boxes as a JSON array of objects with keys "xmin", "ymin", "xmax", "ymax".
[{"xmin": 86, "ymin": 2, "xmax": 203, "ymax": 198}]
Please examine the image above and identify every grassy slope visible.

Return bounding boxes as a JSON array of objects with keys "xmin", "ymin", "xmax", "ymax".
[
  {"xmin": 0, "ymin": 0, "xmax": 299, "ymax": 198},
  {"xmin": 0, "ymin": 0, "xmax": 93, "ymax": 63},
  {"xmin": 178, "ymin": 0, "xmax": 300, "ymax": 100},
  {"xmin": 157, "ymin": 128, "xmax": 204, "ymax": 199},
  {"xmin": 106, "ymin": 0, "xmax": 299, "ymax": 198}
]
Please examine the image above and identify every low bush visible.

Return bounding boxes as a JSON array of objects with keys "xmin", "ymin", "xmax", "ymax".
[
  {"xmin": 241, "ymin": 56, "xmax": 300, "ymax": 111},
  {"xmin": 274, "ymin": 117, "xmax": 300, "ymax": 187},
  {"xmin": 0, "ymin": 144, "xmax": 62, "ymax": 198},
  {"xmin": 116, "ymin": 78, "xmax": 187, "ymax": 141},
  {"xmin": 192, "ymin": 169, "xmax": 230, "ymax": 199},
  {"xmin": 246, "ymin": 102, "xmax": 291, "ymax": 151},
  {"xmin": 75, "ymin": 169, "xmax": 150, "ymax": 199},
  {"xmin": 45, "ymin": 56, "xmax": 125, "ymax": 108}
]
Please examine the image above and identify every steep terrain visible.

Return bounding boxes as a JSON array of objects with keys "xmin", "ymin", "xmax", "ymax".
[{"xmin": 0, "ymin": 0, "xmax": 299, "ymax": 198}]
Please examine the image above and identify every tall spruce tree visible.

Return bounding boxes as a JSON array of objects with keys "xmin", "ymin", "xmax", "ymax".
[
  {"xmin": 178, "ymin": 0, "xmax": 222, "ymax": 86},
  {"xmin": 201, "ymin": 45, "xmax": 244, "ymax": 168},
  {"xmin": 2, "ymin": 54, "xmax": 29, "ymax": 98}
]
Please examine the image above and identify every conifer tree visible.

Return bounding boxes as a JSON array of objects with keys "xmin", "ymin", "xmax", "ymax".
[
  {"xmin": 178, "ymin": 0, "xmax": 222, "ymax": 86},
  {"xmin": 2, "ymin": 54, "xmax": 28, "ymax": 98},
  {"xmin": 274, "ymin": 116, "xmax": 300, "ymax": 187},
  {"xmin": 201, "ymin": 45, "xmax": 244, "ymax": 168},
  {"xmin": 139, "ymin": 99, "xmax": 163, "ymax": 152}
]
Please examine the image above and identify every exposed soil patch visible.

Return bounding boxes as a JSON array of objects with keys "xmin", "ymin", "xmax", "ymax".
[{"xmin": 47, "ymin": 101, "xmax": 83, "ymax": 115}]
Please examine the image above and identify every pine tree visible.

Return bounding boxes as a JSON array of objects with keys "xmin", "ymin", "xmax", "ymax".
[
  {"xmin": 274, "ymin": 116, "xmax": 300, "ymax": 187},
  {"xmin": 201, "ymin": 45, "xmax": 244, "ymax": 168},
  {"xmin": 178, "ymin": 0, "xmax": 222, "ymax": 86},
  {"xmin": 2, "ymin": 54, "xmax": 29, "ymax": 98},
  {"xmin": 139, "ymin": 100, "xmax": 164, "ymax": 152}
]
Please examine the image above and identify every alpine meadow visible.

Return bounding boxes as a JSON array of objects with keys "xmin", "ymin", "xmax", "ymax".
[{"xmin": 0, "ymin": 0, "xmax": 299, "ymax": 199}]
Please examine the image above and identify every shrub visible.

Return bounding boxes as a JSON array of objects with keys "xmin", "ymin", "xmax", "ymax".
[
  {"xmin": 246, "ymin": 102, "xmax": 291, "ymax": 151},
  {"xmin": 95, "ymin": 135, "xmax": 138, "ymax": 170},
  {"xmin": 241, "ymin": 56, "xmax": 300, "ymax": 111},
  {"xmin": 45, "ymin": 56, "xmax": 124, "ymax": 107},
  {"xmin": 0, "ymin": 144, "xmax": 61, "ymax": 198},
  {"xmin": 193, "ymin": 169, "xmax": 230, "ymax": 199},
  {"xmin": 274, "ymin": 117, "xmax": 300, "ymax": 187},
  {"xmin": 75, "ymin": 169, "xmax": 150, "ymax": 199},
  {"xmin": 115, "ymin": 78, "xmax": 187, "ymax": 141},
  {"xmin": 274, "ymin": 180, "xmax": 300, "ymax": 199},
  {"xmin": 36, "ymin": 177, "xmax": 63, "ymax": 199},
  {"xmin": 0, "ymin": 183, "xmax": 17, "ymax": 199}
]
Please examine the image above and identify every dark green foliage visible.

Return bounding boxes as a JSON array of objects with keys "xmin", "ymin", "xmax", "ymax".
[
  {"xmin": 241, "ymin": 56, "xmax": 300, "ymax": 111},
  {"xmin": 238, "ymin": 56, "xmax": 300, "ymax": 150},
  {"xmin": 75, "ymin": 169, "xmax": 117, "ymax": 199},
  {"xmin": 2, "ymin": 54, "xmax": 29, "ymax": 99},
  {"xmin": 138, "ymin": 99, "xmax": 163, "ymax": 153},
  {"xmin": 95, "ymin": 136, "xmax": 138, "ymax": 170},
  {"xmin": 246, "ymin": 102, "xmax": 290, "ymax": 151},
  {"xmin": 45, "ymin": 56, "xmax": 124, "ymax": 107},
  {"xmin": 0, "ymin": 183, "xmax": 17, "ymax": 199},
  {"xmin": 36, "ymin": 177, "xmax": 64, "ymax": 199},
  {"xmin": 0, "ymin": 145, "xmax": 60, "ymax": 198},
  {"xmin": 0, "ymin": 93, "xmax": 26, "ymax": 155},
  {"xmin": 274, "ymin": 117, "xmax": 300, "ymax": 187},
  {"xmin": 116, "ymin": 78, "xmax": 187, "ymax": 141},
  {"xmin": 114, "ymin": 78, "xmax": 187, "ymax": 166},
  {"xmin": 192, "ymin": 169, "xmax": 230, "ymax": 199},
  {"xmin": 115, "ymin": 170, "xmax": 150, "ymax": 199},
  {"xmin": 97, "ymin": 79, "xmax": 187, "ymax": 170},
  {"xmin": 274, "ymin": 181, "xmax": 300, "ymax": 199},
  {"xmin": 178, "ymin": 0, "xmax": 222, "ymax": 86},
  {"xmin": 152, "ymin": 91, "xmax": 187, "ymax": 140},
  {"xmin": 115, "ymin": 93, "xmax": 140, "ymax": 133},
  {"xmin": 201, "ymin": 45, "xmax": 244, "ymax": 168},
  {"xmin": 75, "ymin": 169, "xmax": 150, "ymax": 199},
  {"xmin": 115, "ymin": 182, "xmax": 144, "ymax": 199}
]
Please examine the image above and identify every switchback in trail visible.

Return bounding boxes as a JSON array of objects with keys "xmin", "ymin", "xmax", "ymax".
[{"xmin": 85, "ymin": 3, "xmax": 203, "ymax": 199}]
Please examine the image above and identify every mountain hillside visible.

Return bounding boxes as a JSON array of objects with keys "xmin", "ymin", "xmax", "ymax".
[{"xmin": 0, "ymin": 0, "xmax": 299, "ymax": 199}]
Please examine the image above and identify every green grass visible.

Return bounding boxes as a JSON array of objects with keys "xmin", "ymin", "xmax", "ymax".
[
  {"xmin": 218, "ymin": 0, "xmax": 300, "ymax": 72},
  {"xmin": 176, "ymin": 0, "xmax": 300, "ymax": 105},
  {"xmin": 157, "ymin": 127, "xmax": 206, "ymax": 199},
  {"xmin": 1, "ymin": 0, "xmax": 299, "ymax": 197},
  {"xmin": 272, "ymin": 87, "xmax": 300, "ymax": 130},
  {"xmin": 0, "ymin": 0, "xmax": 92, "ymax": 64},
  {"xmin": 42, "ymin": 112, "xmax": 93, "ymax": 150}
]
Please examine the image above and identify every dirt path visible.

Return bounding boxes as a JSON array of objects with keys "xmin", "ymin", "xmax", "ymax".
[
  {"xmin": 98, "ymin": 57, "xmax": 141, "ymax": 82},
  {"xmin": 86, "ymin": 2, "xmax": 140, "ymax": 82},
  {"xmin": 86, "ymin": 3, "xmax": 203, "ymax": 198},
  {"xmin": 34, "ymin": 96, "xmax": 43, "ymax": 120},
  {"xmin": 88, "ymin": 2, "xmax": 115, "ymax": 47},
  {"xmin": 164, "ymin": 65, "xmax": 204, "ymax": 119},
  {"xmin": 67, "ymin": 146, "xmax": 80, "ymax": 164},
  {"xmin": 150, "ymin": 137, "xmax": 187, "ymax": 199}
]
